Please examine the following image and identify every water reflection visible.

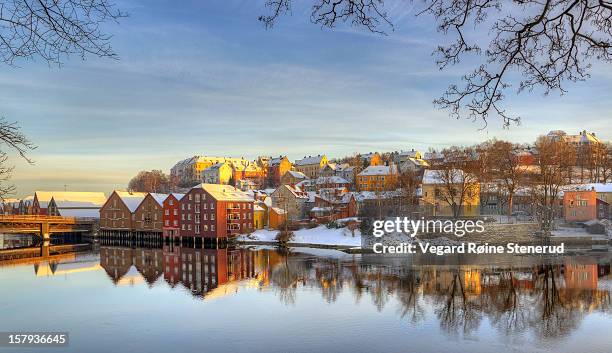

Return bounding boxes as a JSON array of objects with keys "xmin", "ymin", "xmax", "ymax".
[{"xmin": 98, "ymin": 245, "xmax": 612, "ymax": 342}]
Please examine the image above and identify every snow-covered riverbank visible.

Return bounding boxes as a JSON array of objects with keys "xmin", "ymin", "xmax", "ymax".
[{"xmin": 238, "ymin": 226, "xmax": 362, "ymax": 247}]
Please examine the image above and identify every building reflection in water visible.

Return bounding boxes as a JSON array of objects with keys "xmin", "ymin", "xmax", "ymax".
[{"xmin": 99, "ymin": 246, "xmax": 611, "ymax": 339}]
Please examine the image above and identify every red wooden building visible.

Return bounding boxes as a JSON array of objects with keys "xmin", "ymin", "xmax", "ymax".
[
  {"xmin": 163, "ymin": 193, "xmax": 185, "ymax": 239},
  {"xmin": 179, "ymin": 183, "xmax": 254, "ymax": 239}
]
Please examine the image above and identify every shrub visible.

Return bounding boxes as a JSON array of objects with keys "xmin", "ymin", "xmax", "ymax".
[{"xmin": 275, "ymin": 230, "xmax": 294, "ymax": 244}]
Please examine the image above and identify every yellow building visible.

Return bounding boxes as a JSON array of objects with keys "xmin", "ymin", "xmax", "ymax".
[
  {"xmin": 171, "ymin": 156, "xmax": 251, "ymax": 182},
  {"xmin": 253, "ymin": 203, "xmax": 267, "ymax": 229},
  {"xmin": 201, "ymin": 162, "xmax": 233, "ymax": 185},
  {"xmin": 357, "ymin": 165, "xmax": 398, "ymax": 192},
  {"xmin": 421, "ymin": 169, "xmax": 480, "ymax": 217},
  {"xmin": 294, "ymin": 155, "xmax": 328, "ymax": 179}
]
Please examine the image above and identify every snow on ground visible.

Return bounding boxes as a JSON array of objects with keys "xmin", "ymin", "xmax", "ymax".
[{"xmin": 239, "ymin": 226, "xmax": 362, "ymax": 246}]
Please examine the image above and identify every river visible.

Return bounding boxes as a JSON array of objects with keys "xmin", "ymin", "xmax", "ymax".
[{"xmin": 1, "ymin": 245, "xmax": 611, "ymax": 353}]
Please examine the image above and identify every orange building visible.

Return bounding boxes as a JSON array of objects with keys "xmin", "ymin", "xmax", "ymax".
[
  {"xmin": 563, "ymin": 189, "xmax": 597, "ymax": 222},
  {"xmin": 268, "ymin": 156, "xmax": 292, "ymax": 187},
  {"xmin": 269, "ymin": 207, "xmax": 287, "ymax": 229}
]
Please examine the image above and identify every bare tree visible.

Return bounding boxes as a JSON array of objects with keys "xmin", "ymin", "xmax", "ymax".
[
  {"xmin": 531, "ymin": 136, "xmax": 574, "ymax": 233},
  {"xmin": 0, "ymin": 0, "xmax": 124, "ymax": 197},
  {"xmin": 261, "ymin": 0, "xmax": 612, "ymax": 126},
  {"xmin": 431, "ymin": 146, "xmax": 480, "ymax": 218},
  {"xmin": 488, "ymin": 140, "xmax": 529, "ymax": 217},
  {"xmin": 128, "ymin": 170, "xmax": 173, "ymax": 193}
]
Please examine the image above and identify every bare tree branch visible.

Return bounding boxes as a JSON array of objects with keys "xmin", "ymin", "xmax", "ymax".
[
  {"xmin": 0, "ymin": 0, "xmax": 127, "ymax": 66},
  {"xmin": 261, "ymin": 0, "xmax": 612, "ymax": 126}
]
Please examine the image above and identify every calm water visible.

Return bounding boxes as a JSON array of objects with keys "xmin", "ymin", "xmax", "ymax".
[{"xmin": 1, "ymin": 246, "xmax": 612, "ymax": 353}]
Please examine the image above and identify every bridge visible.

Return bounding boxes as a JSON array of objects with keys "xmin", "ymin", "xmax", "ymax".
[{"xmin": 0, "ymin": 215, "xmax": 95, "ymax": 240}]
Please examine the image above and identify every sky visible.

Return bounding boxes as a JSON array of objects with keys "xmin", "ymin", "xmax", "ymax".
[{"xmin": 1, "ymin": 0, "xmax": 610, "ymax": 197}]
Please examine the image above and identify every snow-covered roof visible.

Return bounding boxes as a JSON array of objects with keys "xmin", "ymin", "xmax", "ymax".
[
  {"xmin": 295, "ymin": 155, "xmax": 325, "ymax": 166},
  {"xmin": 115, "ymin": 191, "xmax": 148, "ymax": 212},
  {"xmin": 563, "ymin": 183, "xmax": 612, "ymax": 193},
  {"xmin": 149, "ymin": 193, "xmax": 169, "ymax": 206},
  {"xmin": 335, "ymin": 163, "xmax": 354, "ymax": 172},
  {"xmin": 254, "ymin": 204, "xmax": 265, "ymax": 212},
  {"xmin": 35, "ymin": 191, "xmax": 107, "ymax": 209},
  {"xmin": 274, "ymin": 185, "xmax": 309, "ymax": 199},
  {"xmin": 285, "ymin": 170, "xmax": 308, "ymax": 179},
  {"xmin": 400, "ymin": 150, "xmax": 418, "ymax": 156},
  {"xmin": 192, "ymin": 183, "xmax": 254, "ymax": 202},
  {"xmin": 422, "ymin": 169, "xmax": 471, "ymax": 184},
  {"xmin": 270, "ymin": 156, "xmax": 287, "ymax": 166},
  {"xmin": 171, "ymin": 193, "xmax": 186, "ymax": 201},
  {"xmin": 354, "ymin": 190, "xmax": 402, "ymax": 201},
  {"xmin": 271, "ymin": 207, "xmax": 286, "ymax": 215},
  {"xmin": 316, "ymin": 176, "xmax": 350, "ymax": 185},
  {"xmin": 358, "ymin": 165, "xmax": 397, "ymax": 176}
]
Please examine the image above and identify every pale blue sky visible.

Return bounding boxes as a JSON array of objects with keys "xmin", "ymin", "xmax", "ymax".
[{"xmin": 1, "ymin": 0, "xmax": 610, "ymax": 197}]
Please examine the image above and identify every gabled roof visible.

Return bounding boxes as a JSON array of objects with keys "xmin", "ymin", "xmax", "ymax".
[
  {"xmin": 171, "ymin": 193, "xmax": 186, "ymax": 201},
  {"xmin": 191, "ymin": 184, "xmax": 253, "ymax": 202},
  {"xmin": 149, "ymin": 193, "xmax": 169, "ymax": 206},
  {"xmin": 270, "ymin": 156, "xmax": 288, "ymax": 166},
  {"xmin": 115, "ymin": 191, "xmax": 148, "ymax": 212},
  {"xmin": 358, "ymin": 165, "xmax": 398, "ymax": 176},
  {"xmin": 295, "ymin": 155, "xmax": 325, "ymax": 166},
  {"xmin": 276, "ymin": 184, "xmax": 309, "ymax": 199},
  {"xmin": 316, "ymin": 176, "xmax": 350, "ymax": 185},
  {"xmin": 35, "ymin": 191, "xmax": 107, "ymax": 209}
]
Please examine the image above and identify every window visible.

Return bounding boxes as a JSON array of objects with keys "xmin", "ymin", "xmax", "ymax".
[
  {"xmin": 189, "ymin": 194, "xmax": 193, "ymax": 201},
  {"xmin": 203, "ymin": 225, "xmax": 208, "ymax": 231},
  {"xmin": 169, "ymin": 199, "xmax": 173, "ymax": 205},
  {"xmin": 188, "ymin": 204, "xmax": 191, "ymax": 210},
  {"xmin": 173, "ymin": 220, "xmax": 178, "ymax": 226},
  {"xmin": 187, "ymin": 214, "xmax": 192, "ymax": 221},
  {"xmin": 211, "ymin": 214, "xmax": 215, "ymax": 220},
  {"xmin": 181, "ymin": 204, "xmax": 185, "ymax": 211},
  {"xmin": 181, "ymin": 214, "xmax": 185, "ymax": 221},
  {"xmin": 211, "ymin": 203, "xmax": 214, "ymax": 209},
  {"xmin": 195, "ymin": 194, "xmax": 200, "ymax": 202},
  {"xmin": 181, "ymin": 224, "xmax": 185, "ymax": 230},
  {"xmin": 195, "ymin": 204, "xmax": 200, "ymax": 212},
  {"xmin": 165, "ymin": 209, "xmax": 169, "ymax": 215},
  {"xmin": 248, "ymin": 204, "xmax": 251, "ymax": 209},
  {"xmin": 203, "ymin": 203, "xmax": 207, "ymax": 210},
  {"xmin": 173, "ymin": 209, "xmax": 178, "ymax": 216},
  {"xmin": 203, "ymin": 214, "xmax": 207, "ymax": 221},
  {"xmin": 165, "ymin": 220, "xmax": 169, "ymax": 226},
  {"xmin": 195, "ymin": 225, "xmax": 200, "ymax": 234},
  {"xmin": 188, "ymin": 224, "xmax": 192, "ymax": 230},
  {"xmin": 211, "ymin": 225, "xmax": 215, "ymax": 231},
  {"xmin": 195, "ymin": 214, "xmax": 200, "ymax": 223}
]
